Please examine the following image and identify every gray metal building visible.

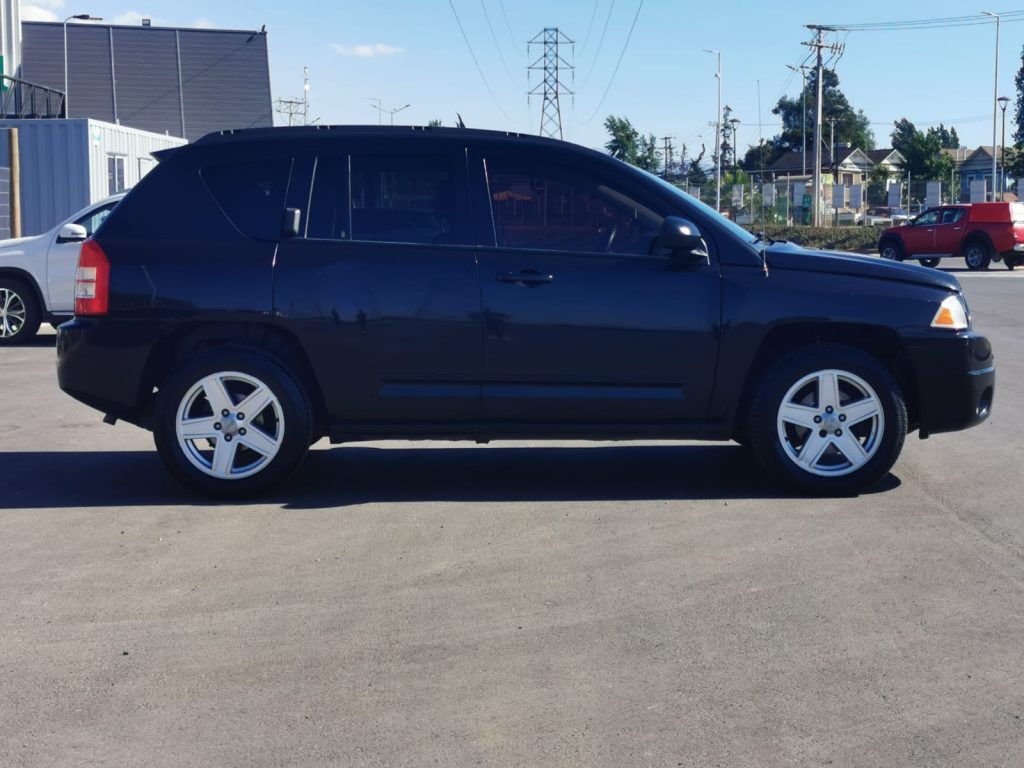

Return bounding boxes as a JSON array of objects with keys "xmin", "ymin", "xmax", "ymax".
[
  {"xmin": 0, "ymin": 118, "xmax": 186, "ymax": 235},
  {"xmin": 20, "ymin": 21, "xmax": 273, "ymax": 142}
]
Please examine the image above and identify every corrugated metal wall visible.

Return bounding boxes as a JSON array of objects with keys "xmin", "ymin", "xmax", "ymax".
[
  {"xmin": 21, "ymin": 22, "xmax": 273, "ymax": 142},
  {"xmin": 0, "ymin": 119, "xmax": 185, "ymax": 235},
  {"xmin": 0, "ymin": 120, "xmax": 89, "ymax": 235}
]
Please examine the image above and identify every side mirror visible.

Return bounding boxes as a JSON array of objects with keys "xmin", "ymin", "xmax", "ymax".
[
  {"xmin": 660, "ymin": 216, "xmax": 707, "ymax": 260},
  {"xmin": 56, "ymin": 223, "xmax": 88, "ymax": 244}
]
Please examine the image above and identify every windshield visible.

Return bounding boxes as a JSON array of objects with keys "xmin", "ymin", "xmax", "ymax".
[{"xmin": 641, "ymin": 171, "xmax": 759, "ymax": 244}]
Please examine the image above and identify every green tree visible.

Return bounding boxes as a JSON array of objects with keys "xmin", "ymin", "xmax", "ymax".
[
  {"xmin": 890, "ymin": 118, "xmax": 954, "ymax": 181},
  {"xmin": 427, "ymin": 119, "xmax": 443, "ymax": 127},
  {"xmin": 770, "ymin": 69, "xmax": 874, "ymax": 157},
  {"xmin": 1014, "ymin": 45, "xmax": 1024, "ymax": 145},
  {"xmin": 685, "ymin": 144, "xmax": 708, "ymax": 186},
  {"xmin": 603, "ymin": 115, "xmax": 661, "ymax": 172}
]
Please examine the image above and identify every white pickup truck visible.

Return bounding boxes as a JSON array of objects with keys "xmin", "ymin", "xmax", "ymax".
[{"xmin": 0, "ymin": 194, "xmax": 124, "ymax": 344}]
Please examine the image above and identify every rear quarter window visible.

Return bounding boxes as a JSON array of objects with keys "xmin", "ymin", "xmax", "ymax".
[{"xmin": 200, "ymin": 157, "xmax": 293, "ymax": 240}]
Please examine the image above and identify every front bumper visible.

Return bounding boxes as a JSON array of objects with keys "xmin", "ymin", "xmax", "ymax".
[{"xmin": 901, "ymin": 330, "xmax": 994, "ymax": 437}]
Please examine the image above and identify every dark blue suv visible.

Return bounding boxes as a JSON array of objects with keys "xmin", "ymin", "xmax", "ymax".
[{"xmin": 57, "ymin": 127, "xmax": 994, "ymax": 497}]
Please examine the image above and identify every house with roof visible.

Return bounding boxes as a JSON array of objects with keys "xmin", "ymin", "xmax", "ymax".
[
  {"xmin": 767, "ymin": 146, "xmax": 904, "ymax": 187},
  {"xmin": 953, "ymin": 146, "xmax": 1010, "ymax": 201}
]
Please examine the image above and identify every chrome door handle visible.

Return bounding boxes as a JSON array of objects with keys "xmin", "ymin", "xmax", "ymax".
[{"xmin": 496, "ymin": 270, "xmax": 554, "ymax": 287}]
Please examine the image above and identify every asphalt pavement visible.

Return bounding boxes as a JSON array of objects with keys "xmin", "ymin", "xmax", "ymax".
[{"xmin": 1, "ymin": 270, "xmax": 1022, "ymax": 767}]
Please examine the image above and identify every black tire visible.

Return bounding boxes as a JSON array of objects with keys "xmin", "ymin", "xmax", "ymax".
[
  {"xmin": 964, "ymin": 239, "xmax": 992, "ymax": 271},
  {"xmin": 0, "ymin": 277, "xmax": 42, "ymax": 345},
  {"xmin": 919, "ymin": 257, "xmax": 941, "ymax": 269},
  {"xmin": 1005, "ymin": 255, "xmax": 1018, "ymax": 271},
  {"xmin": 878, "ymin": 238, "xmax": 904, "ymax": 262},
  {"xmin": 153, "ymin": 348, "xmax": 313, "ymax": 498},
  {"xmin": 748, "ymin": 344, "xmax": 907, "ymax": 496}
]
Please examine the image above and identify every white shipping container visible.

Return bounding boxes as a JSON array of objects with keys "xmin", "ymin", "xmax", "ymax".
[{"xmin": 0, "ymin": 118, "xmax": 186, "ymax": 235}]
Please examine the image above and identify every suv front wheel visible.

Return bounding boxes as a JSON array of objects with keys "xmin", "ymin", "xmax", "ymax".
[
  {"xmin": 153, "ymin": 349, "xmax": 313, "ymax": 498},
  {"xmin": 748, "ymin": 345, "xmax": 907, "ymax": 495}
]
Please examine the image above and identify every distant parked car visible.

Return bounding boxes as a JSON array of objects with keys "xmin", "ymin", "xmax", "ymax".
[
  {"xmin": 0, "ymin": 194, "xmax": 125, "ymax": 344},
  {"xmin": 878, "ymin": 202, "xmax": 1024, "ymax": 270}
]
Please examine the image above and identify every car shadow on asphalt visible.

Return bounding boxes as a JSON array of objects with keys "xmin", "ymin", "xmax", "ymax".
[{"xmin": 0, "ymin": 444, "xmax": 900, "ymax": 509}]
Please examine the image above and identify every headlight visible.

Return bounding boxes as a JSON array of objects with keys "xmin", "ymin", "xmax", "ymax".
[{"xmin": 930, "ymin": 294, "xmax": 969, "ymax": 330}]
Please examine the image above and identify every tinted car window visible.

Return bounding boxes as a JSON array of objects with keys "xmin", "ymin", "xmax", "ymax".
[
  {"xmin": 306, "ymin": 156, "xmax": 351, "ymax": 240},
  {"xmin": 941, "ymin": 208, "xmax": 965, "ymax": 224},
  {"xmin": 349, "ymin": 155, "xmax": 455, "ymax": 245},
  {"xmin": 486, "ymin": 159, "xmax": 664, "ymax": 255},
  {"xmin": 201, "ymin": 157, "xmax": 292, "ymax": 240},
  {"xmin": 74, "ymin": 202, "xmax": 117, "ymax": 236},
  {"xmin": 916, "ymin": 210, "xmax": 939, "ymax": 226}
]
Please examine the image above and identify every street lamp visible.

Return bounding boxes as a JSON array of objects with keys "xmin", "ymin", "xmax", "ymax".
[
  {"xmin": 983, "ymin": 11, "xmax": 1000, "ymax": 200},
  {"xmin": 371, "ymin": 102, "xmax": 410, "ymax": 126},
  {"xmin": 703, "ymin": 49, "xmax": 722, "ymax": 212},
  {"xmin": 786, "ymin": 64, "xmax": 809, "ymax": 178},
  {"xmin": 63, "ymin": 13, "xmax": 102, "ymax": 118},
  {"xmin": 998, "ymin": 95, "xmax": 1010, "ymax": 200}
]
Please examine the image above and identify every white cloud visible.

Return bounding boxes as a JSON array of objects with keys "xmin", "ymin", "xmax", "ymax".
[
  {"xmin": 112, "ymin": 11, "xmax": 154, "ymax": 26},
  {"xmin": 331, "ymin": 42, "xmax": 403, "ymax": 58},
  {"xmin": 30, "ymin": 0, "xmax": 65, "ymax": 8},
  {"xmin": 21, "ymin": 6, "xmax": 60, "ymax": 21},
  {"xmin": 192, "ymin": 17, "xmax": 216, "ymax": 29}
]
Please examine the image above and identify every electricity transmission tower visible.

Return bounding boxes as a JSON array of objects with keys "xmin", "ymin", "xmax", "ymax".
[
  {"xmin": 274, "ymin": 67, "xmax": 312, "ymax": 126},
  {"xmin": 528, "ymin": 28, "xmax": 573, "ymax": 140}
]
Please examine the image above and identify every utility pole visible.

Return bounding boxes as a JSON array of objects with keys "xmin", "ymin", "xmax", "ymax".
[
  {"xmin": 661, "ymin": 135, "xmax": 675, "ymax": 179},
  {"xmin": 803, "ymin": 26, "xmax": 842, "ymax": 227},
  {"xmin": 303, "ymin": 66, "xmax": 310, "ymax": 126},
  {"xmin": 827, "ymin": 116, "xmax": 837, "ymax": 183},
  {"xmin": 983, "ymin": 11, "xmax": 1000, "ymax": 201},
  {"xmin": 703, "ymin": 49, "xmax": 722, "ymax": 212},
  {"xmin": 528, "ymin": 28, "xmax": 574, "ymax": 140},
  {"xmin": 786, "ymin": 64, "xmax": 809, "ymax": 178}
]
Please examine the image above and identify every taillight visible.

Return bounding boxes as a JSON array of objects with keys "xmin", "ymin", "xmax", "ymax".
[{"xmin": 75, "ymin": 239, "xmax": 110, "ymax": 316}]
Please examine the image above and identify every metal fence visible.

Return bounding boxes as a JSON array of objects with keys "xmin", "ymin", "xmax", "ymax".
[{"xmin": 680, "ymin": 177, "xmax": 973, "ymax": 228}]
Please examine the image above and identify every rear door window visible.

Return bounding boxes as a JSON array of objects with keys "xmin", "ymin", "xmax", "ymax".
[
  {"xmin": 201, "ymin": 157, "xmax": 293, "ymax": 240},
  {"xmin": 305, "ymin": 152, "xmax": 467, "ymax": 245}
]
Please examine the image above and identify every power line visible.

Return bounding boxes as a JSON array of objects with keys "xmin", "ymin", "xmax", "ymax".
[
  {"xmin": 447, "ymin": 0, "xmax": 515, "ymax": 122},
  {"xmin": 822, "ymin": 10, "xmax": 1024, "ymax": 31},
  {"xmin": 497, "ymin": 0, "xmax": 518, "ymax": 50},
  {"xmin": 579, "ymin": 0, "xmax": 601, "ymax": 53},
  {"xmin": 579, "ymin": 0, "xmax": 615, "ymax": 89},
  {"xmin": 480, "ymin": 0, "xmax": 519, "ymax": 85},
  {"xmin": 579, "ymin": 0, "xmax": 644, "ymax": 125}
]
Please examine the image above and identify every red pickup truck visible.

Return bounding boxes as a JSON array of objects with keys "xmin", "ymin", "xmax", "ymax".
[{"xmin": 878, "ymin": 202, "xmax": 1024, "ymax": 270}]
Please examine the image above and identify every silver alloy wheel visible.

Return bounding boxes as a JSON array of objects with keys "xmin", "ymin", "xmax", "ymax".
[
  {"xmin": 776, "ymin": 369, "xmax": 885, "ymax": 478},
  {"xmin": 880, "ymin": 243, "xmax": 900, "ymax": 261},
  {"xmin": 174, "ymin": 371, "xmax": 285, "ymax": 480},
  {"xmin": 0, "ymin": 287, "xmax": 27, "ymax": 338},
  {"xmin": 965, "ymin": 244, "xmax": 986, "ymax": 269}
]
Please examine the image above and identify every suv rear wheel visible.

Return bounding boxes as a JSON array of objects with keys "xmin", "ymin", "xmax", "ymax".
[
  {"xmin": 879, "ymin": 239, "xmax": 904, "ymax": 262},
  {"xmin": 153, "ymin": 349, "xmax": 313, "ymax": 498},
  {"xmin": 0, "ymin": 277, "xmax": 41, "ymax": 345},
  {"xmin": 964, "ymin": 240, "xmax": 992, "ymax": 271},
  {"xmin": 748, "ymin": 345, "xmax": 907, "ymax": 495},
  {"xmin": 1005, "ymin": 255, "xmax": 1018, "ymax": 270}
]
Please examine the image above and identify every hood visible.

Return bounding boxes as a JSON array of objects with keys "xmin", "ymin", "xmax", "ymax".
[
  {"xmin": 766, "ymin": 241, "xmax": 961, "ymax": 292},
  {"xmin": 0, "ymin": 233, "xmax": 43, "ymax": 258}
]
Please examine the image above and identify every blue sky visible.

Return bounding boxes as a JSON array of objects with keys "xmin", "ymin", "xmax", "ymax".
[{"xmin": 22, "ymin": 0, "xmax": 1024, "ymax": 158}]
